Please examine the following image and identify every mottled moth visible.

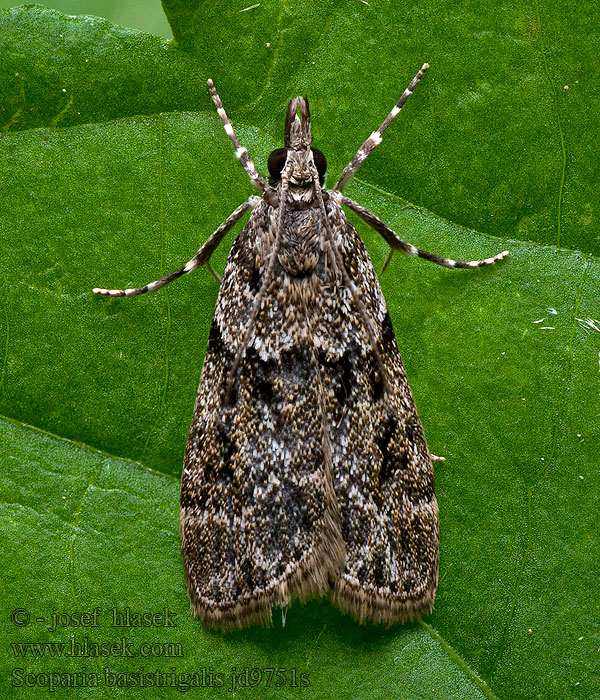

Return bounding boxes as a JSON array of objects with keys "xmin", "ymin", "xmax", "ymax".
[{"xmin": 94, "ymin": 63, "xmax": 508, "ymax": 630}]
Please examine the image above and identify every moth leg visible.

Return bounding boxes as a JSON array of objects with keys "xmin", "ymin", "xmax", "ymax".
[
  {"xmin": 207, "ymin": 264, "xmax": 222, "ymax": 284},
  {"xmin": 333, "ymin": 63, "xmax": 429, "ymax": 192},
  {"xmin": 207, "ymin": 79, "xmax": 266, "ymax": 194},
  {"xmin": 332, "ymin": 192, "xmax": 509, "ymax": 273},
  {"xmin": 92, "ymin": 197, "xmax": 258, "ymax": 297}
]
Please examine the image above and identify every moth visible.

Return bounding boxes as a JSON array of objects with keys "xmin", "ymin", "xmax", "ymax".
[{"xmin": 94, "ymin": 64, "xmax": 508, "ymax": 630}]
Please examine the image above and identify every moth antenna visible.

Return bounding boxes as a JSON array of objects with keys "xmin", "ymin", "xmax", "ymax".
[
  {"xmin": 333, "ymin": 63, "xmax": 429, "ymax": 192},
  {"xmin": 207, "ymin": 79, "xmax": 266, "ymax": 193}
]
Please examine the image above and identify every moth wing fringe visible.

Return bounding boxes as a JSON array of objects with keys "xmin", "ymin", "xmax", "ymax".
[
  {"xmin": 182, "ymin": 461, "xmax": 346, "ymax": 632},
  {"xmin": 331, "ymin": 577, "xmax": 436, "ymax": 626}
]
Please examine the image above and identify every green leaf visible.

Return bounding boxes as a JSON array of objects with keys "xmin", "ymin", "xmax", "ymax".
[
  {"xmin": 0, "ymin": 6, "xmax": 199, "ymax": 129},
  {"xmin": 1, "ymin": 416, "xmax": 501, "ymax": 699},
  {"xmin": 1, "ymin": 4, "xmax": 598, "ymax": 699}
]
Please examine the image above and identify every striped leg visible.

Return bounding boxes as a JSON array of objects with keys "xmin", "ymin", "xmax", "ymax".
[
  {"xmin": 207, "ymin": 79, "xmax": 266, "ymax": 193},
  {"xmin": 333, "ymin": 63, "xmax": 429, "ymax": 192},
  {"xmin": 332, "ymin": 192, "xmax": 509, "ymax": 271},
  {"xmin": 93, "ymin": 197, "xmax": 258, "ymax": 298}
]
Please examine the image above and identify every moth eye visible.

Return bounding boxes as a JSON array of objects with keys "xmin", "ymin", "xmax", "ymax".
[
  {"xmin": 312, "ymin": 148, "xmax": 327, "ymax": 178},
  {"xmin": 267, "ymin": 148, "xmax": 288, "ymax": 181}
]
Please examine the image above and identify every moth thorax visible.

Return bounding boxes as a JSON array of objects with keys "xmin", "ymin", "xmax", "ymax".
[{"xmin": 277, "ymin": 208, "xmax": 322, "ymax": 277}]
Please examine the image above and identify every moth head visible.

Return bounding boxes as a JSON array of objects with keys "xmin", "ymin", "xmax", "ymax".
[{"xmin": 267, "ymin": 97, "xmax": 327, "ymax": 186}]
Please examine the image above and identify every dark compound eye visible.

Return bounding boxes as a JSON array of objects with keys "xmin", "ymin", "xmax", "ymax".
[
  {"xmin": 267, "ymin": 148, "xmax": 288, "ymax": 182},
  {"xmin": 267, "ymin": 146, "xmax": 327, "ymax": 185},
  {"xmin": 312, "ymin": 148, "xmax": 327, "ymax": 184}
]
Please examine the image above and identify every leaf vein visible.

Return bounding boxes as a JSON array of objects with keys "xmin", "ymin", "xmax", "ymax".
[
  {"xmin": 140, "ymin": 116, "xmax": 172, "ymax": 462},
  {"xmin": 419, "ymin": 620, "xmax": 501, "ymax": 700},
  {"xmin": 534, "ymin": 0, "xmax": 567, "ymax": 248},
  {"xmin": 0, "ymin": 413, "xmax": 178, "ymax": 482},
  {"xmin": 484, "ymin": 485, "xmax": 533, "ymax": 681},
  {"xmin": 547, "ymin": 259, "xmax": 588, "ymax": 467}
]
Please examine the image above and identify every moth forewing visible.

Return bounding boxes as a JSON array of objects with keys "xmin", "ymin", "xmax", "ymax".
[{"xmin": 92, "ymin": 65, "xmax": 508, "ymax": 630}]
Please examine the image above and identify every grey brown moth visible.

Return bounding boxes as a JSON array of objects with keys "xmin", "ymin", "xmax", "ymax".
[{"xmin": 94, "ymin": 64, "xmax": 508, "ymax": 630}]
